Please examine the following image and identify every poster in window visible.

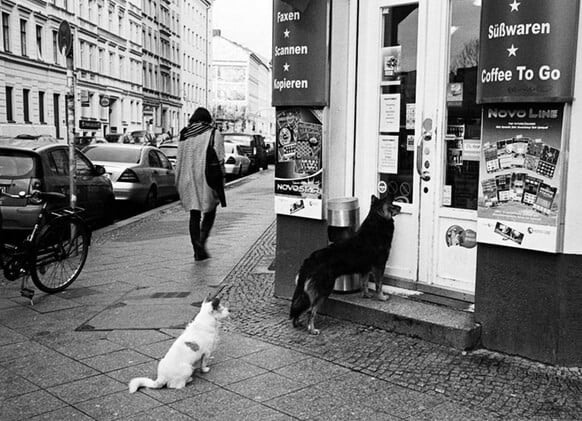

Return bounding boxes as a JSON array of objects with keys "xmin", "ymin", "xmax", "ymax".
[
  {"xmin": 379, "ymin": 94, "xmax": 400, "ymax": 133},
  {"xmin": 477, "ymin": 104, "xmax": 565, "ymax": 252}
]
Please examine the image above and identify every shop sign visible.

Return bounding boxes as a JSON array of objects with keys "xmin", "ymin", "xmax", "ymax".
[
  {"xmin": 79, "ymin": 119, "xmax": 101, "ymax": 130},
  {"xmin": 477, "ymin": 104, "xmax": 564, "ymax": 252},
  {"xmin": 477, "ymin": 0, "xmax": 580, "ymax": 103},
  {"xmin": 272, "ymin": 0, "xmax": 329, "ymax": 106},
  {"xmin": 274, "ymin": 107, "xmax": 323, "ymax": 219},
  {"xmin": 99, "ymin": 96, "xmax": 110, "ymax": 107}
]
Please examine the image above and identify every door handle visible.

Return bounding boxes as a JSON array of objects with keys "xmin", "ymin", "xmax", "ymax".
[{"xmin": 416, "ymin": 118, "xmax": 433, "ymax": 182}]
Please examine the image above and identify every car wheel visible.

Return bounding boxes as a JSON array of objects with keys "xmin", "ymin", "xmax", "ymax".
[{"xmin": 144, "ymin": 186, "xmax": 157, "ymax": 210}]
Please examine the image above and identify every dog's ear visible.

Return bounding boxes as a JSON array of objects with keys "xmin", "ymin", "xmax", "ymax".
[
  {"xmin": 211, "ymin": 298, "xmax": 220, "ymax": 311},
  {"xmin": 371, "ymin": 195, "xmax": 379, "ymax": 205}
]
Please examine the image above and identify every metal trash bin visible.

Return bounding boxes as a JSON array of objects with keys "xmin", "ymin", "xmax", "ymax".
[{"xmin": 327, "ymin": 197, "xmax": 360, "ymax": 292}]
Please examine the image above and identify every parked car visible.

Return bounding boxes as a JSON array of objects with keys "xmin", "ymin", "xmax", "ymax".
[
  {"xmin": 0, "ymin": 136, "xmax": 115, "ymax": 231},
  {"xmin": 264, "ymin": 137, "xmax": 276, "ymax": 165},
  {"xmin": 224, "ymin": 141, "xmax": 251, "ymax": 177},
  {"xmin": 222, "ymin": 133, "xmax": 268, "ymax": 171},
  {"xmin": 82, "ymin": 143, "xmax": 177, "ymax": 209},
  {"xmin": 158, "ymin": 142, "xmax": 178, "ymax": 168},
  {"xmin": 129, "ymin": 130, "xmax": 156, "ymax": 146}
]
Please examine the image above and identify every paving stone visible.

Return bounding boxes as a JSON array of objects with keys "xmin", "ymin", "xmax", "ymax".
[
  {"xmin": 196, "ymin": 358, "xmax": 268, "ymax": 386},
  {"xmin": 169, "ymin": 388, "xmax": 262, "ymax": 420},
  {"xmin": 81, "ymin": 348, "xmax": 152, "ymax": 372},
  {"xmin": 74, "ymin": 389, "xmax": 161, "ymax": 420},
  {"xmin": 47, "ymin": 374, "xmax": 127, "ymax": 404},
  {"xmin": 225, "ymin": 371, "xmax": 305, "ymax": 402},
  {"xmin": 27, "ymin": 406, "xmax": 96, "ymax": 420},
  {"xmin": 239, "ymin": 345, "xmax": 309, "ymax": 370},
  {"xmin": 274, "ymin": 357, "xmax": 351, "ymax": 386},
  {"xmin": 0, "ymin": 390, "xmax": 66, "ymax": 421},
  {"xmin": 0, "ymin": 368, "xmax": 39, "ymax": 399}
]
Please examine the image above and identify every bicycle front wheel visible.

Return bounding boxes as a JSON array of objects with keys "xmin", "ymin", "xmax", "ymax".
[{"xmin": 30, "ymin": 217, "xmax": 90, "ymax": 293}]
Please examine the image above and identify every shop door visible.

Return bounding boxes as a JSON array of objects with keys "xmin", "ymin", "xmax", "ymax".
[{"xmin": 355, "ymin": 0, "xmax": 482, "ymax": 298}]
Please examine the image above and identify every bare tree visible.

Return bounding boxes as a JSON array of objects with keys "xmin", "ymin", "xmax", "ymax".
[{"xmin": 451, "ymin": 38, "xmax": 479, "ymax": 74}]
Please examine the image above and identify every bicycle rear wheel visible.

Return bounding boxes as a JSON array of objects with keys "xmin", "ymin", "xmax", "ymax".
[{"xmin": 30, "ymin": 217, "xmax": 90, "ymax": 293}]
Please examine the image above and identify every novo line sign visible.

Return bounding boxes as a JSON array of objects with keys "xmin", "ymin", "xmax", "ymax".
[
  {"xmin": 477, "ymin": 0, "xmax": 580, "ymax": 103},
  {"xmin": 272, "ymin": 0, "xmax": 329, "ymax": 106}
]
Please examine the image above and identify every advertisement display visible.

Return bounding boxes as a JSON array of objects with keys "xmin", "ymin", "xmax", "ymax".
[
  {"xmin": 477, "ymin": 104, "xmax": 565, "ymax": 252},
  {"xmin": 274, "ymin": 107, "xmax": 323, "ymax": 219},
  {"xmin": 272, "ymin": 0, "xmax": 330, "ymax": 106},
  {"xmin": 477, "ymin": 0, "xmax": 580, "ymax": 103}
]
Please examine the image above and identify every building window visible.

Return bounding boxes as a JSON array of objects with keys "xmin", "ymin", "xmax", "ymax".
[
  {"xmin": 20, "ymin": 19, "xmax": 27, "ymax": 56},
  {"xmin": 23, "ymin": 89, "xmax": 30, "ymax": 123},
  {"xmin": 36, "ymin": 25, "xmax": 43, "ymax": 59},
  {"xmin": 39, "ymin": 91, "xmax": 45, "ymax": 123},
  {"xmin": 5, "ymin": 86, "xmax": 13, "ymax": 121},
  {"xmin": 52, "ymin": 30, "xmax": 58, "ymax": 63},
  {"xmin": 2, "ymin": 13, "xmax": 9, "ymax": 52}
]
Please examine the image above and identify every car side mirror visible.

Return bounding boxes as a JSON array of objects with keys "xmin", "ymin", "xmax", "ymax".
[{"xmin": 94, "ymin": 164, "xmax": 106, "ymax": 176}]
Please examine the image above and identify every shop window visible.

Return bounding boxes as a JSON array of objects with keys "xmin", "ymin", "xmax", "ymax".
[
  {"xmin": 444, "ymin": 0, "xmax": 482, "ymax": 210},
  {"xmin": 377, "ymin": 5, "xmax": 418, "ymax": 204}
]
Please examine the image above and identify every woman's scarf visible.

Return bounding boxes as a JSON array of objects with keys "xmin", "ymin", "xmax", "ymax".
[{"xmin": 179, "ymin": 121, "xmax": 215, "ymax": 141}]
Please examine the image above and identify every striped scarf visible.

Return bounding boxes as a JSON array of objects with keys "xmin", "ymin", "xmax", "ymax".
[{"xmin": 179, "ymin": 122, "xmax": 215, "ymax": 141}]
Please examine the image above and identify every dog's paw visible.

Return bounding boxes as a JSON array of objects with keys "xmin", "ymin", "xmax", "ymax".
[
  {"xmin": 376, "ymin": 293, "xmax": 389, "ymax": 302},
  {"xmin": 201, "ymin": 367, "xmax": 210, "ymax": 373},
  {"xmin": 309, "ymin": 328, "xmax": 321, "ymax": 335},
  {"xmin": 361, "ymin": 292, "xmax": 372, "ymax": 299}
]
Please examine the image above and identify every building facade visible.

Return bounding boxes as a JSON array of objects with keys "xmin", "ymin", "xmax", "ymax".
[
  {"xmin": 272, "ymin": 0, "xmax": 582, "ymax": 365},
  {"xmin": 180, "ymin": 0, "xmax": 212, "ymax": 128},
  {"xmin": 211, "ymin": 29, "xmax": 273, "ymax": 135},
  {"xmin": 0, "ymin": 0, "xmax": 214, "ymax": 142}
]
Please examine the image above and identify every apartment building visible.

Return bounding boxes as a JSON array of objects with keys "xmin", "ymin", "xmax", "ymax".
[
  {"xmin": 180, "ymin": 0, "xmax": 212, "ymax": 128},
  {"xmin": 0, "ymin": 0, "xmax": 70, "ymax": 138},
  {"xmin": 0, "ymin": 0, "xmax": 214, "ymax": 142},
  {"xmin": 211, "ymin": 29, "xmax": 273, "ymax": 135}
]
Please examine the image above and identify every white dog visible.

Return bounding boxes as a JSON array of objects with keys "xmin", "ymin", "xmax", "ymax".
[{"xmin": 128, "ymin": 298, "xmax": 229, "ymax": 393}]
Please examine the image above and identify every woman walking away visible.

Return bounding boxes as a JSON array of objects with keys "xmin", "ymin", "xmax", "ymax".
[{"xmin": 176, "ymin": 107, "xmax": 226, "ymax": 261}]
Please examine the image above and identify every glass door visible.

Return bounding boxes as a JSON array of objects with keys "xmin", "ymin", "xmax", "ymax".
[{"xmin": 356, "ymin": 0, "xmax": 481, "ymax": 298}]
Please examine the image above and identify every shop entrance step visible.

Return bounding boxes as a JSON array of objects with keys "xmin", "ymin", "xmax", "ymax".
[{"xmin": 321, "ymin": 290, "xmax": 481, "ymax": 350}]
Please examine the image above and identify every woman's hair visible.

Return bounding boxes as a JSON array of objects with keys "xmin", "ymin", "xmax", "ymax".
[{"xmin": 189, "ymin": 107, "xmax": 212, "ymax": 124}]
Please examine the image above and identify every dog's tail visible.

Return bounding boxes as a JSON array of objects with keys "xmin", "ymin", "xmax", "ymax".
[
  {"xmin": 290, "ymin": 272, "xmax": 311, "ymax": 321},
  {"xmin": 128, "ymin": 376, "xmax": 165, "ymax": 393}
]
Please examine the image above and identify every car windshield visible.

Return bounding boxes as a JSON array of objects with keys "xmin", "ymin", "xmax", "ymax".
[
  {"xmin": 223, "ymin": 135, "xmax": 252, "ymax": 146},
  {"xmin": 0, "ymin": 152, "xmax": 36, "ymax": 178},
  {"xmin": 159, "ymin": 145, "xmax": 177, "ymax": 158},
  {"xmin": 84, "ymin": 147, "xmax": 141, "ymax": 163}
]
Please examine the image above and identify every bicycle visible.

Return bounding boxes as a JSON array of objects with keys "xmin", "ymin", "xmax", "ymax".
[{"xmin": 0, "ymin": 190, "xmax": 91, "ymax": 301}]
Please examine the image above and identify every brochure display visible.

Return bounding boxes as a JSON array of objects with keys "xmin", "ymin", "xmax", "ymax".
[{"xmin": 477, "ymin": 104, "xmax": 565, "ymax": 252}]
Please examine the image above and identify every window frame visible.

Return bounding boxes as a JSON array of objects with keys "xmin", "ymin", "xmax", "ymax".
[
  {"xmin": 20, "ymin": 18, "xmax": 27, "ymax": 56},
  {"xmin": 2, "ymin": 12, "xmax": 9, "ymax": 52}
]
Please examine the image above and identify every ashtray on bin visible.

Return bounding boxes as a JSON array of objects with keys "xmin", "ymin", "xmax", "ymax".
[{"xmin": 327, "ymin": 197, "xmax": 360, "ymax": 293}]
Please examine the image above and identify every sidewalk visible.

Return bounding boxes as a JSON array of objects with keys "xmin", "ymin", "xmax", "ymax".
[{"xmin": 1, "ymin": 169, "xmax": 582, "ymax": 420}]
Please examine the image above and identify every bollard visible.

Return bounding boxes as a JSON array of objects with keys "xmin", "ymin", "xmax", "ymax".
[{"xmin": 327, "ymin": 197, "xmax": 360, "ymax": 292}]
